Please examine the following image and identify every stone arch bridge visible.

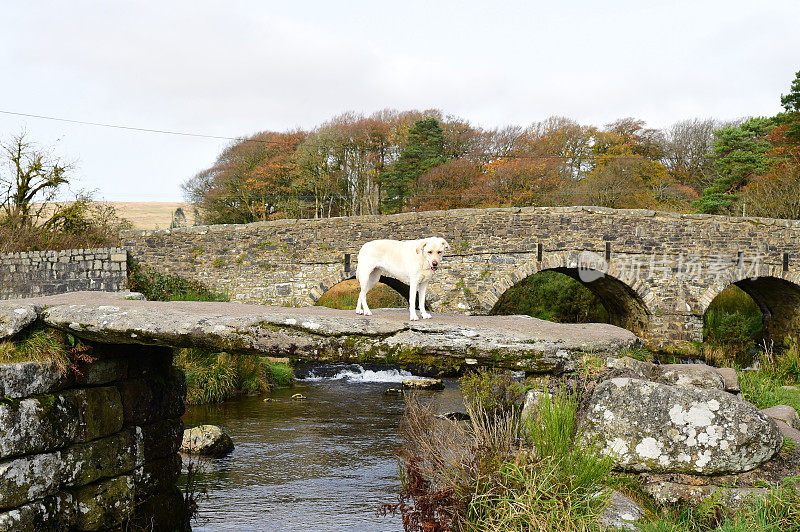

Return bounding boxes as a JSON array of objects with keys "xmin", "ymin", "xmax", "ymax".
[{"xmin": 122, "ymin": 206, "xmax": 800, "ymax": 352}]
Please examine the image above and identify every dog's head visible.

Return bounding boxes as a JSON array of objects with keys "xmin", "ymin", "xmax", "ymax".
[{"xmin": 417, "ymin": 237, "xmax": 450, "ymax": 271}]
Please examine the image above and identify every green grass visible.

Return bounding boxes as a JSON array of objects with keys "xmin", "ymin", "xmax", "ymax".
[
  {"xmin": 462, "ymin": 388, "xmax": 614, "ymax": 531},
  {"xmin": 175, "ymin": 349, "xmax": 294, "ymax": 404},
  {"xmin": 738, "ymin": 338, "xmax": 800, "ymax": 413},
  {"xmin": 490, "ymin": 270, "xmax": 608, "ymax": 323},
  {"xmin": 264, "ymin": 361, "xmax": 294, "ymax": 387},
  {"xmin": 0, "ymin": 326, "xmax": 93, "ymax": 376}
]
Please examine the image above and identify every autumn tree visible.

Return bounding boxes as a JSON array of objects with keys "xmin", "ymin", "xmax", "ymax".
[{"xmin": 182, "ymin": 131, "xmax": 306, "ymax": 224}]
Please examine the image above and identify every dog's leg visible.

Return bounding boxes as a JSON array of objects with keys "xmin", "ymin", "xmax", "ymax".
[
  {"xmin": 355, "ymin": 267, "xmax": 369, "ymax": 315},
  {"xmin": 418, "ymin": 281, "xmax": 431, "ymax": 319},
  {"xmin": 360, "ymin": 270, "xmax": 380, "ymax": 316},
  {"xmin": 408, "ymin": 279, "xmax": 419, "ymax": 321}
]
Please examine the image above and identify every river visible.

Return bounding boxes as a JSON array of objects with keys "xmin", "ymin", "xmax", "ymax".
[{"xmin": 181, "ymin": 364, "xmax": 464, "ymax": 531}]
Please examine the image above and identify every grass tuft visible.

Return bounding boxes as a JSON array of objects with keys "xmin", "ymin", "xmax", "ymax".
[
  {"xmin": 0, "ymin": 326, "xmax": 94, "ymax": 376},
  {"xmin": 175, "ymin": 349, "xmax": 294, "ymax": 404}
]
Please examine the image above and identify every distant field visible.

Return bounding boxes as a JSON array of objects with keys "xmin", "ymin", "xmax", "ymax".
[
  {"xmin": 40, "ymin": 202, "xmax": 196, "ymax": 230},
  {"xmin": 107, "ymin": 202, "xmax": 196, "ymax": 230}
]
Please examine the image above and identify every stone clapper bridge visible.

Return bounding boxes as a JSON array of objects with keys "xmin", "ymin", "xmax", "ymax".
[
  {"xmin": 0, "ymin": 291, "xmax": 636, "ymax": 530},
  {"xmin": 122, "ymin": 205, "xmax": 800, "ymax": 352}
]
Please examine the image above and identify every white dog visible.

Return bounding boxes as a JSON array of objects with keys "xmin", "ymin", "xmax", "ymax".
[{"xmin": 355, "ymin": 237, "xmax": 450, "ymax": 321}]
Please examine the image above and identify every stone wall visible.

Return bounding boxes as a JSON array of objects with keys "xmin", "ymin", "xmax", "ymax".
[
  {"xmin": 0, "ymin": 248, "xmax": 128, "ymax": 300},
  {"xmin": 0, "ymin": 345, "xmax": 185, "ymax": 531},
  {"xmin": 120, "ymin": 206, "xmax": 800, "ymax": 351}
]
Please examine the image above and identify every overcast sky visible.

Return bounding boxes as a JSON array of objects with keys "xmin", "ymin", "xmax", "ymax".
[{"xmin": 1, "ymin": 1, "xmax": 798, "ymax": 202}]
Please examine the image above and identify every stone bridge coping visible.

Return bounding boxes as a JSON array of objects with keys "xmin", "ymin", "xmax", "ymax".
[
  {"xmin": 0, "ymin": 292, "xmax": 637, "ymax": 372},
  {"xmin": 120, "ymin": 205, "xmax": 800, "ymax": 238}
]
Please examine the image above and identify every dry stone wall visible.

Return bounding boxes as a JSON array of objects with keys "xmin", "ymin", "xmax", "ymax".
[
  {"xmin": 0, "ymin": 248, "xmax": 127, "ymax": 300},
  {"xmin": 0, "ymin": 345, "xmax": 185, "ymax": 531},
  {"xmin": 120, "ymin": 206, "xmax": 800, "ymax": 351}
]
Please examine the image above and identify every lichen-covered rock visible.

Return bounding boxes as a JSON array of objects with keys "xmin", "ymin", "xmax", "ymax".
[
  {"xmin": 657, "ymin": 364, "xmax": 725, "ymax": 390},
  {"xmin": 581, "ymin": 378, "xmax": 782, "ymax": 474},
  {"xmin": 0, "ymin": 362, "xmax": 68, "ymax": 400},
  {"xmin": 73, "ymin": 474, "xmax": 135, "ymax": 531},
  {"xmin": 761, "ymin": 405, "xmax": 800, "ymax": 430},
  {"xmin": 402, "ymin": 377, "xmax": 444, "ymax": 390},
  {"xmin": 61, "ymin": 428, "xmax": 144, "ymax": 487},
  {"xmin": 38, "ymin": 296, "xmax": 637, "ymax": 372},
  {"xmin": 714, "ymin": 368, "xmax": 740, "ymax": 393},
  {"xmin": 606, "ymin": 357, "xmax": 725, "ymax": 390},
  {"xmin": 0, "ymin": 452, "xmax": 61, "ymax": 509},
  {"xmin": 597, "ymin": 490, "xmax": 644, "ymax": 531},
  {"xmin": 0, "ymin": 304, "xmax": 39, "ymax": 341},
  {"xmin": 0, "ymin": 394, "xmax": 78, "ymax": 459},
  {"xmin": 0, "ymin": 492, "xmax": 75, "ymax": 532},
  {"xmin": 180, "ymin": 425, "xmax": 234, "ymax": 457},
  {"xmin": 641, "ymin": 480, "xmax": 769, "ymax": 509},
  {"xmin": 521, "ymin": 389, "xmax": 544, "ymax": 424}
]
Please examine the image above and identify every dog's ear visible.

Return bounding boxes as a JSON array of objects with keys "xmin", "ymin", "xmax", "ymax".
[
  {"xmin": 416, "ymin": 241, "xmax": 427, "ymax": 254},
  {"xmin": 441, "ymin": 238, "xmax": 450, "ymax": 250}
]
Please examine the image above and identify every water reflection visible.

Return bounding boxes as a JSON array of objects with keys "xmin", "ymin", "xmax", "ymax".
[{"xmin": 182, "ymin": 367, "xmax": 463, "ymax": 532}]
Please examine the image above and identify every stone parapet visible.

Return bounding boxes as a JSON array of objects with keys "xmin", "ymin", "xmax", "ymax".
[{"xmin": 0, "ymin": 248, "xmax": 127, "ymax": 300}]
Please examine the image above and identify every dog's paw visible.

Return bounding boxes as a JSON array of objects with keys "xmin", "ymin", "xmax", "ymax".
[
  {"xmin": 409, "ymin": 314, "xmax": 419, "ymax": 321},
  {"xmin": 363, "ymin": 309, "xmax": 372, "ymax": 316},
  {"xmin": 421, "ymin": 312, "xmax": 432, "ymax": 319},
  {"xmin": 355, "ymin": 308, "xmax": 363, "ymax": 315}
]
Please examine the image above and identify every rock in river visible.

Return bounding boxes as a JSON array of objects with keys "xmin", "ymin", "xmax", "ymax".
[
  {"xmin": 581, "ymin": 377, "xmax": 782, "ymax": 475},
  {"xmin": 402, "ymin": 378, "xmax": 444, "ymax": 390},
  {"xmin": 180, "ymin": 425, "xmax": 234, "ymax": 457}
]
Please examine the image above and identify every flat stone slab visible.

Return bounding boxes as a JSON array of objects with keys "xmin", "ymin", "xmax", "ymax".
[
  {"xmin": 6, "ymin": 292, "xmax": 638, "ymax": 373},
  {"xmin": 0, "ymin": 303, "xmax": 39, "ymax": 340}
]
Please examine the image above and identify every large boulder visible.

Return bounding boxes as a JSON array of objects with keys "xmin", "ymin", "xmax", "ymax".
[
  {"xmin": 180, "ymin": 425, "xmax": 234, "ymax": 457},
  {"xmin": 606, "ymin": 356, "xmax": 732, "ymax": 391},
  {"xmin": 581, "ymin": 377, "xmax": 782, "ymax": 475}
]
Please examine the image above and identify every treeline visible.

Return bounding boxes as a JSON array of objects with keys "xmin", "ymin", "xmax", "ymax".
[{"xmin": 183, "ymin": 70, "xmax": 800, "ymax": 223}]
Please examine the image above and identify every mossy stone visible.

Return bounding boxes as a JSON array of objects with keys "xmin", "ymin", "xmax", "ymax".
[{"xmin": 72, "ymin": 475, "xmax": 135, "ymax": 531}]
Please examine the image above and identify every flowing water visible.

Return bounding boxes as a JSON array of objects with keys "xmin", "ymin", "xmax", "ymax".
[{"xmin": 182, "ymin": 364, "xmax": 464, "ymax": 532}]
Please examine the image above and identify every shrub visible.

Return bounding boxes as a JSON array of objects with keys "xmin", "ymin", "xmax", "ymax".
[
  {"xmin": 703, "ymin": 285, "xmax": 762, "ymax": 363},
  {"xmin": 127, "ymin": 261, "xmax": 228, "ymax": 302},
  {"xmin": 385, "ymin": 386, "xmax": 614, "ymax": 532},
  {"xmin": 458, "ymin": 368, "xmax": 526, "ymax": 416},
  {"xmin": 264, "ymin": 360, "xmax": 295, "ymax": 387}
]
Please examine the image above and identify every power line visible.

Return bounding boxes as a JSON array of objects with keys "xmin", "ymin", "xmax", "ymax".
[
  {"xmin": 0, "ymin": 109, "xmax": 247, "ymax": 142},
  {"xmin": 0, "ymin": 108, "xmax": 663, "ymax": 161}
]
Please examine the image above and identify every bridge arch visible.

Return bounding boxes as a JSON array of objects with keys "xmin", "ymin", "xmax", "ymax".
[
  {"xmin": 484, "ymin": 251, "xmax": 652, "ymax": 337},
  {"xmin": 310, "ymin": 269, "xmax": 413, "ymax": 307},
  {"xmin": 699, "ymin": 269, "xmax": 800, "ymax": 346}
]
